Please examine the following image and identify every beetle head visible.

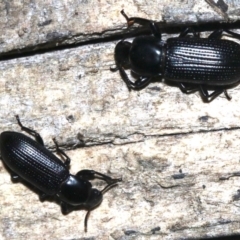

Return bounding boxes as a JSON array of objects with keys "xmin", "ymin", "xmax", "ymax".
[
  {"xmin": 58, "ymin": 175, "xmax": 104, "ymax": 208},
  {"xmin": 83, "ymin": 189, "xmax": 103, "ymax": 232},
  {"xmin": 58, "ymin": 175, "xmax": 92, "ymax": 205},
  {"xmin": 113, "ymin": 40, "xmax": 131, "ymax": 69},
  {"xmin": 84, "ymin": 188, "xmax": 103, "ymax": 209}
]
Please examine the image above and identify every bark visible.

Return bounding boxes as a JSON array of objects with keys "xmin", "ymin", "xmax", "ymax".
[{"xmin": 1, "ymin": 0, "xmax": 240, "ymax": 239}]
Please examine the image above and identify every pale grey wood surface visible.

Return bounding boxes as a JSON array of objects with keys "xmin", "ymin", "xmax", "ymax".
[{"xmin": 1, "ymin": 1, "xmax": 240, "ymax": 239}]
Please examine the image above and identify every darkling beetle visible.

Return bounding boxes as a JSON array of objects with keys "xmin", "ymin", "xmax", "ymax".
[
  {"xmin": 0, "ymin": 115, "xmax": 121, "ymax": 232},
  {"xmin": 111, "ymin": 10, "xmax": 240, "ymax": 102}
]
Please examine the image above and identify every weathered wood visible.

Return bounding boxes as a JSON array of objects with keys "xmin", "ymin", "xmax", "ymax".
[
  {"xmin": 1, "ymin": 0, "xmax": 239, "ymax": 54},
  {"xmin": 1, "ymin": 1, "xmax": 240, "ymax": 239},
  {"xmin": 1, "ymin": 131, "xmax": 240, "ymax": 239}
]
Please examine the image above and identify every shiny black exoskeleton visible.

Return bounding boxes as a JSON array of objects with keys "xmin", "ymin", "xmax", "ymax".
[
  {"xmin": 0, "ymin": 115, "xmax": 121, "ymax": 232},
  {"xmin": 112, "ymin": 10, "xmax": 240, "ymax": 102}
]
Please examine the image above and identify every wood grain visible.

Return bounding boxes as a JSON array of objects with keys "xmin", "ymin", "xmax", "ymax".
[{"xmin": 1, "ymin": 0, "xmax": 240, "ymax": 239}]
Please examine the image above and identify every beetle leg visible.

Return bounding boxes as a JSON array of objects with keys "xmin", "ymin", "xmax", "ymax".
[
  {"xmin": 209, "ymin": 29, "xmax": 240, "ymax": 40},
  {"xmin": 127, "ymin": 75, "xmax": 152, "ymax": 90},
  {"xmin": 110, "ymin": 65, "xmax": 119, "ymax": 72},
  {"xmin": 52, "ymin": 138, "xmax": 71, "ymax": 167},
  {"xmin": 179, "ymin": 83, "xmax": 231, "ymax": 101},
  {"xmin": 179, "ymin": 82, "xmax": 199, "ymax": 93},
  {"xmin": 119, "ymin": 66, "xmax": 152, "ymax": 90},
  {"xmin": 15, "ymin": 115, "xmax": 44, "ymax": 146},
  {"xmin": 76, "ymin": 169, "xmax": 122, "ymax": 185},
  {"xmin": 60, "ymin": 202, "xmax": 75, "ymax": 214},
  {"xmin": 39, "ymin": 192, "xmax": 51, "ymax": 201},
  {"xmin": 118, "ymin": 66, "xmax": 136, "ymax": 90},
  {"xmin": 121, "ymin": 10, "xmax": 161, "ymax": 38},
  {"xmin": 199, "ymin": 85, "xmax": 231, "ymax": 102},
  {"xmin": 10, "ymin": 172, "xmax": 20, "ymax": 182},
  {"xmin": 121, "ymin": 9, "xmax": 152, "ymax": 27},
  {"xmin": 208, "ymin": 29, "xmax": 223, "ymax": 39},
  {"xmin": 224, "ymin": 30, "xmax": 240, "ymax": 39},
  {"xmin": 134, "ymin": 76, "xmax": 153, "ymax": 89},
  {"xmin": 223, "ymin": 89, "xmax": 232, "ymax": 100},
  {"xmin": 117, "ymin": 60, "xmax": 152, "ymax": 90},
  {"xmin": 179, "ymin": 28, "xmax": 200, "ymax": 38},
  {"xmin": 1, "ymin": 161, "xmax": 21, "ymax": 182},
  {"xmin": 149, "ymin": 22, "xmax": 161, "ymax": 38}
]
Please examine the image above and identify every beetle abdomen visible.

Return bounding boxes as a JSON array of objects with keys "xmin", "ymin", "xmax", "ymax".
[
  {"xmin": 164, "ymin": 38, "xmax": 240, "ymax": 85},
  {"xmin": 0, "ymin": 131, "xmax": 69, "ymax": 195}
]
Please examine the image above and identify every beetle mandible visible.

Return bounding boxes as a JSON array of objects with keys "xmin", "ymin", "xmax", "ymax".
[
  {"xmin": 0, "ymin": 115, "xmax": 122, "ymax": 232},
  {"xmin": 111, "ymin": 10, "xmax": 240, "ymax": 102}
]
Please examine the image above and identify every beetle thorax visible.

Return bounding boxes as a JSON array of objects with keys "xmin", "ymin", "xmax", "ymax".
[
  {"xmin": 58, "ymin": 175, "xmax": 92, "ymax": 206},
  {"xmin": 130, "ymin": 36, "xmax": 164, "ymax": 76}
]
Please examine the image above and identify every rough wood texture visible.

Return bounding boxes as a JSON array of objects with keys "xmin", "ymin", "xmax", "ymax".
[
  {"xmin": 1, "ymin": 1, "xmax": 240, "ymax": 239},
  {"xmin": 1, "ymin": 0, "xmax": 240, "ymax": 54}
]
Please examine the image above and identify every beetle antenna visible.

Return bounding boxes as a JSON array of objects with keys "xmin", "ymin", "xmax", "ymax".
[
  {"xmin": 84, "ymin": 210, "xmax": 91, "ymax": 232},
  {"xmin": 101, "ymin": 179, "xmax": 121, "ymax": 194},
  {"xmin": 83, "ymin": 177, "xmax": 121, "ymax": 232}
]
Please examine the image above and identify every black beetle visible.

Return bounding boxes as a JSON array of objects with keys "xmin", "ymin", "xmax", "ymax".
[
  {"xmin": 111, "ymin": 10, "xmax": 240, "ymax": 102},
  {"xmin": 0, "ymin": 115, "xmax": 121, "ymax": 232}
]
